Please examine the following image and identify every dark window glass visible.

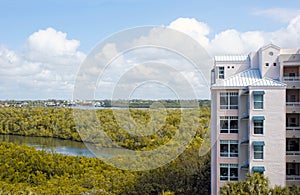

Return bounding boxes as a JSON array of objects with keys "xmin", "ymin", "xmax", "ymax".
[
  {"xmin": 220, "ymin": 140, "xmax": 238, "ymax": 157},
  {"xmin": 220, "ymin": 116, "xmax": 238, "ymax": 134},
  {"xmin": 219, "ymin": 67, "xmax": 224, "ymax": 79},
  {"xmin": 220, "ymin": 92, "xmax": 238, "ymax": 109},
  {"xmin": 254, "ymin": 120, "xmax": 263, "ymax": 134},
  {"xmin": 254, "ymin": 145, "xmax": 264, "ymax": 159},
  {"xmin": 220, "ymin": 164, "xmax": 238, "ymax": 181},
  {"xmin": 254, "ymin": 95, "xmax": 263, "ymax": 109}
]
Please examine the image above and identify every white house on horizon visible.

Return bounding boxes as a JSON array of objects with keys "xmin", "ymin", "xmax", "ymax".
[{"xmin": 210, "ymin": 44, "xmax": 300, "ymax": 194}]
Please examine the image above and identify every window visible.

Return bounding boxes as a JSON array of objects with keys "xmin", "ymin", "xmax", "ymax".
[
  {"xmin": 220, "ymin": 164, "xmax": 238, "ymax": 181},
  {"xmin": 253, "ymin": 142, "xmax": 264, "ymax": 159},
  {"xmin": 253, "ymin": 91, "xmax": 264, "ymax": 109},
  {"xmin": 219, "ymin": 67, "xmax": 224, "ymax": 79},
  {"xmin": 286, "ymin": 138, "xmax": 300, "ymax": 151},
  {"xmin": 254, "ymin": 120, "xmax": 264, "ymax": 134},
  {"xmin": 289, "ymin": 72, "xmax": 296, "ymax": 77},
  {"xmin": 220, "ymin": 92, "xmax": 238, "ymax": 109},
  {"xmin": 287, "ymin": 95, "xmax": 296, "ymax": 102},
  {"xmin": 254, "ymin": 145, "xmax": 264, "ymax": 159},
  {"xmin": 265, "ymin": 63, "xmax": 269, "ymax": 66},
  {"xmin": 287, "ymin": 117, "xmax": 297, "ymax": 127},
  {"xmin": 287, "ymin": 163, "xmax": 300, "ymax": 176},
  {"xmin": 211, "ymin": 69, "xmax": 215, "ymax": 84},
  {"xmin": 254, "ymin": 95, "xmax": 263, "ymax": 109},
  {"xmin": 220, "ymin": 116, "xmax": 238, "ymax": 133},
  {"xmin": 273, "ymin": 63, "xmax": 277, "ymax": 66},
  {"xmin": 220, "ymin": 140, "xmax": 238, "ymax": 157}
]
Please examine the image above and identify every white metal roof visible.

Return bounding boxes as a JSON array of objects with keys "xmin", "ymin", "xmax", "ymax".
[
  {"xmin": 212, "ymin": 69, "xmax": 286, "ymax": 87},
  {"xmin": 250, "ymin": 77, "xmax": 285, "ymax": 87},
  {"xmin": 214, "ymin": 55, "xmax": 249, "ymax": 62}
]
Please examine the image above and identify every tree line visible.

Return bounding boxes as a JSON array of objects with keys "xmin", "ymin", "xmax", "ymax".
[
  {"xmin": 0, "ymin": 106, "xmax": 211, "ymax": 194},
  {"xmin": 221, "ymin": 173, "xmax": 300, "ymax": 195}
]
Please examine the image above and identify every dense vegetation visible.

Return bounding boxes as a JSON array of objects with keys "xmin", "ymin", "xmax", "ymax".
[
  {"xmin": 221, "ymin": 173, "xmax": 300, "ymax": 195},
  {"xmin": 0, "ymin": 107, "xmax": 81, "ymax": 140},
  {"xmin": 0, "ymin": 107, "xmax": 210, "ymax": 149},
  {"xmin": 0, "ymin": 142, "xmax": 135, "ymax": 194},
  {"xmin": 103, "ymin": 99, "xmax": 210, "ymax": 108},
  {"xmin": 0, "ymin": 99, "xmax": 210, "ymax": 108},
  {"xmin": 0, "ymin": 106, "xmax": 211, "ymax": 194}
]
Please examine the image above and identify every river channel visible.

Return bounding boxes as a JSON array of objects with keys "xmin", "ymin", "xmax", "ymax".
[{"xmin": 0, "ymin": 134, "xmax": 96, "ymax": 157}]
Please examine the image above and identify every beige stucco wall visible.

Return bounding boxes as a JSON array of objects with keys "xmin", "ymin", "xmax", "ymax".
[
  {"xmin": 210, "ymin": 89, "xmax": 218, "ymax": 195},
  {"xmin": 248, "ymin": 87, "xmax": 286, "ymax": 187},
  {"xmin": 210, "ymin": 44, "xmax": 299, "ymax": 194},
  {"xmin": 259, "ymin": 46, "xmax": 281, "ymax": 80},
  {"xmin": 211, "ymin": 87, "xmax": 286, "ymax": 194}
]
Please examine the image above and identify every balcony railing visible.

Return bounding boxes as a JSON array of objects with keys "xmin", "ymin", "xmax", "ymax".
[
  {"xmin": 286, "ymin": 126, "xmax": 300, "ymax": 131},
  {"xmin": 284, "ymin": 76, "xmax": 300, "ymax": 81},
  {"xmin": 241, "ymin": 162, "xmax": 249, "ymax": 169},
  {"xmin": 286, "ymin": 102, "xmax": 300, "ymax": 107},
  {"xmin": 220, "ymin": 152, "xmax": 238, "ymax": 157},
  {"xmin": 286, "ymin": 175, "xmax": 300, "ymax": 180},
  {"xmin": 286, "ymin": 151, "xmax": 300, "ymax": 155}
]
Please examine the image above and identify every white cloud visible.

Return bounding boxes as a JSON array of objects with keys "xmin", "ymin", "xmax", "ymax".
[
  {"xmin": 253, "ymin": 8, "xmax": 300, "ymax": 23},
  {"xmin": 87, "ymin": 15, "xmax": 300, "ymax": 100},
  {"xmin": 27, "ymin": 28, "xmax": 80, "ymax": 59},
  {"xmin": 168, "ymin": 16, "xmax": 300, "ymax": 55},
  {"xmin": 91, "ymin": 34, "xmax": 210, "ymax": 99},
  {"xmin": 271, "ymin": 15, "xmax": 300, "ymax": 48},
  {"xmin": 0, "ymin": 46, "xmax": 40, "ymax": 76},
  {"xmin": 168, "ymin": 17, "xmax": 210, "ymax": 48},
  {"xmin": 209, "ymin": 29, "xmax": 266, "ymax": 55},
  {"xmin": 0, "ymin": 28, "xmax": 85, "ymax": 99},
  {"xmin": 168, "ymin": 18, "xmax": 258, "ymax": 55},
  {"xmin": 2, "ymin": 15, "xmax": 300, "ymax": 100}
]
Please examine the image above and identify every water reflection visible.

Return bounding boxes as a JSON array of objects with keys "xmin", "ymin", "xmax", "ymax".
[{"xmin": 0, "ymin": 134, "xmax": 95, "ymax": 157}]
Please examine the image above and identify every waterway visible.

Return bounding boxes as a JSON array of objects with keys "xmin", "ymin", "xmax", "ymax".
[{"xmin": 0, "ymin": 134, "xmax": 96, "ymax": 157}]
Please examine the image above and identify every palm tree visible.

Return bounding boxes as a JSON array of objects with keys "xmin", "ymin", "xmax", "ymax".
[
  {"xmin": 221, "ymin": 173, "xmax": 270, "ymax": 194},
  {"xmin": 245, "ymin": 173, "xmax": 269, "ymax": 194}
]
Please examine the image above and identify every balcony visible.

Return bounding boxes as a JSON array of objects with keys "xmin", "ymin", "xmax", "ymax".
[
  {"xmin": 287, "ymin": 126, "xmax": 300, "ymax": 131},
  {"xmin": 220, "ymin": 152, "xmax": 238, "ymax": 158},
  {"xmin": 241, "ymin": 162, "xmax": 249, "ymax": 169},
  {"xmin": 287, "ymin": 102, "xmax": 300, "ymax": 106},
  {"xmin": 286, "ymin": 138, "xmax": 300, "ymax": 161},
  {"xmin": 284, "ymin": 76, "xmax": 300, "ymax": 82},
  {"xmin": 286, "ymin": 151, "xmax": 300, "ymax": 155},
  {"xmin": 286, "ymin": 152, "xmax": 300, "ymax": 161},
  {"xmin": 286, "ymin": 162, "xmax": 300, "ymax": 185},
  {"xmin": 286, "ymin": 126, "xmax": 300, "ymax": 137},
  {"xmin": 240, "ymin": 139, "xmax": 249, "ymax": 145},
  {"xmin": 286, "ymin": 102, "xmax": 300, "ymax": 113},
  {"xmin": 286, "ymin": 175, "xmax": 300, "ymax": 180},
  {"xmin": 283, "ymin": 76, "xmax": 300, "ymax": 88},
  {"xmin": 286, "ymin": 177, "xmax": 300, "ymax": 186}
]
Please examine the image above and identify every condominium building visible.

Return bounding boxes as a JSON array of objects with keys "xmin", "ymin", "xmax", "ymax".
[{"xmin": 210, "ymin": 44, "xmax": 300, "ymax": 194}]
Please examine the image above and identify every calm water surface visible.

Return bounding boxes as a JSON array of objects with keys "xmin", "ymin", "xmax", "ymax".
[{"xmin": 0, "ymin": 134, "xmax": 96, "ymax": 157}]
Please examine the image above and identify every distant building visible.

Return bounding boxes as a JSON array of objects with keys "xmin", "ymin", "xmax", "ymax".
[{"xmin": 210, "ymin": 44, "xmax": 300, "ymax": 194}]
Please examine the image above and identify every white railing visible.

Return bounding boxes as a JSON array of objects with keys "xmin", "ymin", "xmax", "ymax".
[
  {"xmin": 286, "ymin": 126, "xmax": 300, "ymax": 131},
  {"xmin": 286, "ymin": 102, "xmax": 300, "ymax": 107},
  {"xmin": 220, "ymin": 105, "xmax": 239, "ymax": 109},
  {"xmin": 284, "ymin": 76, "xmax": 300, "ymax": 81},
  {"xmin": 286, "ymin": 151, "xmax": 300, "ymax": 155},
  {"xmin": 220, "ymin": 152, "xmax": 239, "ymax": 158},
  {"xmin": 286, "ymin": 175, "xmax": 300, "ymax": 180}
]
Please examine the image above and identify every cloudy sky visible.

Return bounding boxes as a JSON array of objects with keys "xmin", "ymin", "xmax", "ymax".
[{"xmin": 0, "ymin": 0, "xmax": 300, "ymax": 100}]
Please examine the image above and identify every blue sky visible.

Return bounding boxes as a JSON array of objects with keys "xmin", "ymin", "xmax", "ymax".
[
  {"xmin": 1, "ymin": 0, "xmax": 299, "ymax": 52},
  {"xmin": 0, "ymin": 0, "xmax": 300, "ymax": 100}
]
